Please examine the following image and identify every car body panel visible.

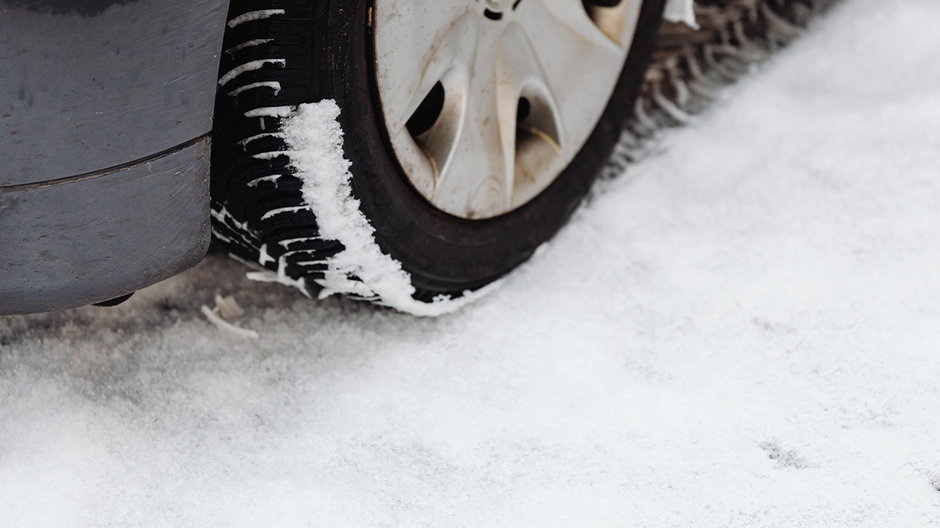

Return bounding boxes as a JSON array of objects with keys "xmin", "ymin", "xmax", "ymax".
[
  {"xmin": 0, "ymin": 138, "xmax": 211, "ymax": 314},
  {"xmin": 0, "ymin": 0, "xmax": 229, "ymax": 185},
  {"xmin": 0, "ymin": 0, "xmax": 229, "ymax": 313}
]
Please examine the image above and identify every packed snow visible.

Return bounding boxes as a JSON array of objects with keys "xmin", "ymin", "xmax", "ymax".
[
  {"xmin": 3, "ymin": 0, "xmax": 940, "ymax": 526},
  {"xmin": 282, "ymin": 100, "xmax": 498, "ymax": 316},
  {"xmin": 663, "ymin": 0, "xmax": 698, "ymax": 28}
]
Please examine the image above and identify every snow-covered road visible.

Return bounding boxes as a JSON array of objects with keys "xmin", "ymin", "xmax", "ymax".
[{"xmin": 3, "ymin": 0, "xmax": 940, "ymax": 526}]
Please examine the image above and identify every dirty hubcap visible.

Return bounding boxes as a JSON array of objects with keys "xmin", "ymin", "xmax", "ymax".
[{"xmin": 373, "ymin": 0, "xmax": 643, "ymax": 219}]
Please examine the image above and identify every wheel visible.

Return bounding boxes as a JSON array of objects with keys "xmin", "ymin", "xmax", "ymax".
[{"xmin": 211, "ymin": 0, "xmax": 665, "ymax": 314}]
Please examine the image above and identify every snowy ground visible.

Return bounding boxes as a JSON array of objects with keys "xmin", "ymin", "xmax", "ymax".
[{"xmin": 3, "ymin": 0, "xmax": 940, "ymax": 526}]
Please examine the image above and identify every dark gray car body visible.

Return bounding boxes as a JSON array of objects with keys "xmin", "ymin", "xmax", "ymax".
[{"xmin": 0, "ymin": 0, "xmax": 231, "ymax": 313}]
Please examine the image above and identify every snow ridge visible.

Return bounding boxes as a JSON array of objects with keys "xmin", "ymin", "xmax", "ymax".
[
  {"xmin": 663, "ymin": 0, "xmax": 698, "ymax": 28},
  {"xmin": 280, "ymin": 101, "xmax": 498, "ymax": 317}
]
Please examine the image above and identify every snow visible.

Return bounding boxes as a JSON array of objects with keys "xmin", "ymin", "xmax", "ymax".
[
  {"xmin": 280, "ymin": 100, "xmax": 499, "ymax": 316},
  {"xmin": 663, "ymin": 0, "xmax": 698, "ymax": 28},
  {"xmin": 226, "ymin": 9, "xmax": 286, "ymax": 29},
  {"xmin": 199, "ymin": 304, "xmax": 259, "ymax": 340},
  {"xmin": 217, "ymin": 59, "xmax": 286, "ymax": 87},
  {"xmin": 3, "ymin": 0, "xmax": 940, "ymax": 526},
  {"xmin": 226, "ymin": 80, "xmax": 281, "ymax": 98},
  {"xmin": 243, "ymin": 105, "xmax": 293, "ymax": 119},
  {"xmin": 225, "ymin": 39, "xmax": 276, "ymax": 55}
]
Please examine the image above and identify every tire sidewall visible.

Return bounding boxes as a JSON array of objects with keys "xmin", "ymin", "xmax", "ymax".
[{"xmin": 323, "ymin": 0, "xmax": 665, "ymax": 296}]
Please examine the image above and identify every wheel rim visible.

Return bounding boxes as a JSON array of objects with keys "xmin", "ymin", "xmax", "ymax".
[{"xmin": 373, "ymin": 0, "xmax": 643, "ymax": 219}]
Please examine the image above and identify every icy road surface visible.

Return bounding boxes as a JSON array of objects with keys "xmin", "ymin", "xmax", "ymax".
[{"xmin": 3, "ymin": 0, "xmax": 940, "ymax": 526}]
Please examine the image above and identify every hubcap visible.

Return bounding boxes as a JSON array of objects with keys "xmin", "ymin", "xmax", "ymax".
[{"xmin": 373, "ymin": 0, "xmax": 643, "ymax": 219}]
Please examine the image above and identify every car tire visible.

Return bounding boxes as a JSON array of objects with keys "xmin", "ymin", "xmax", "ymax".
[{"xmin": 211, "ymin": 0, "xmax": 665, "ymax": 312}]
